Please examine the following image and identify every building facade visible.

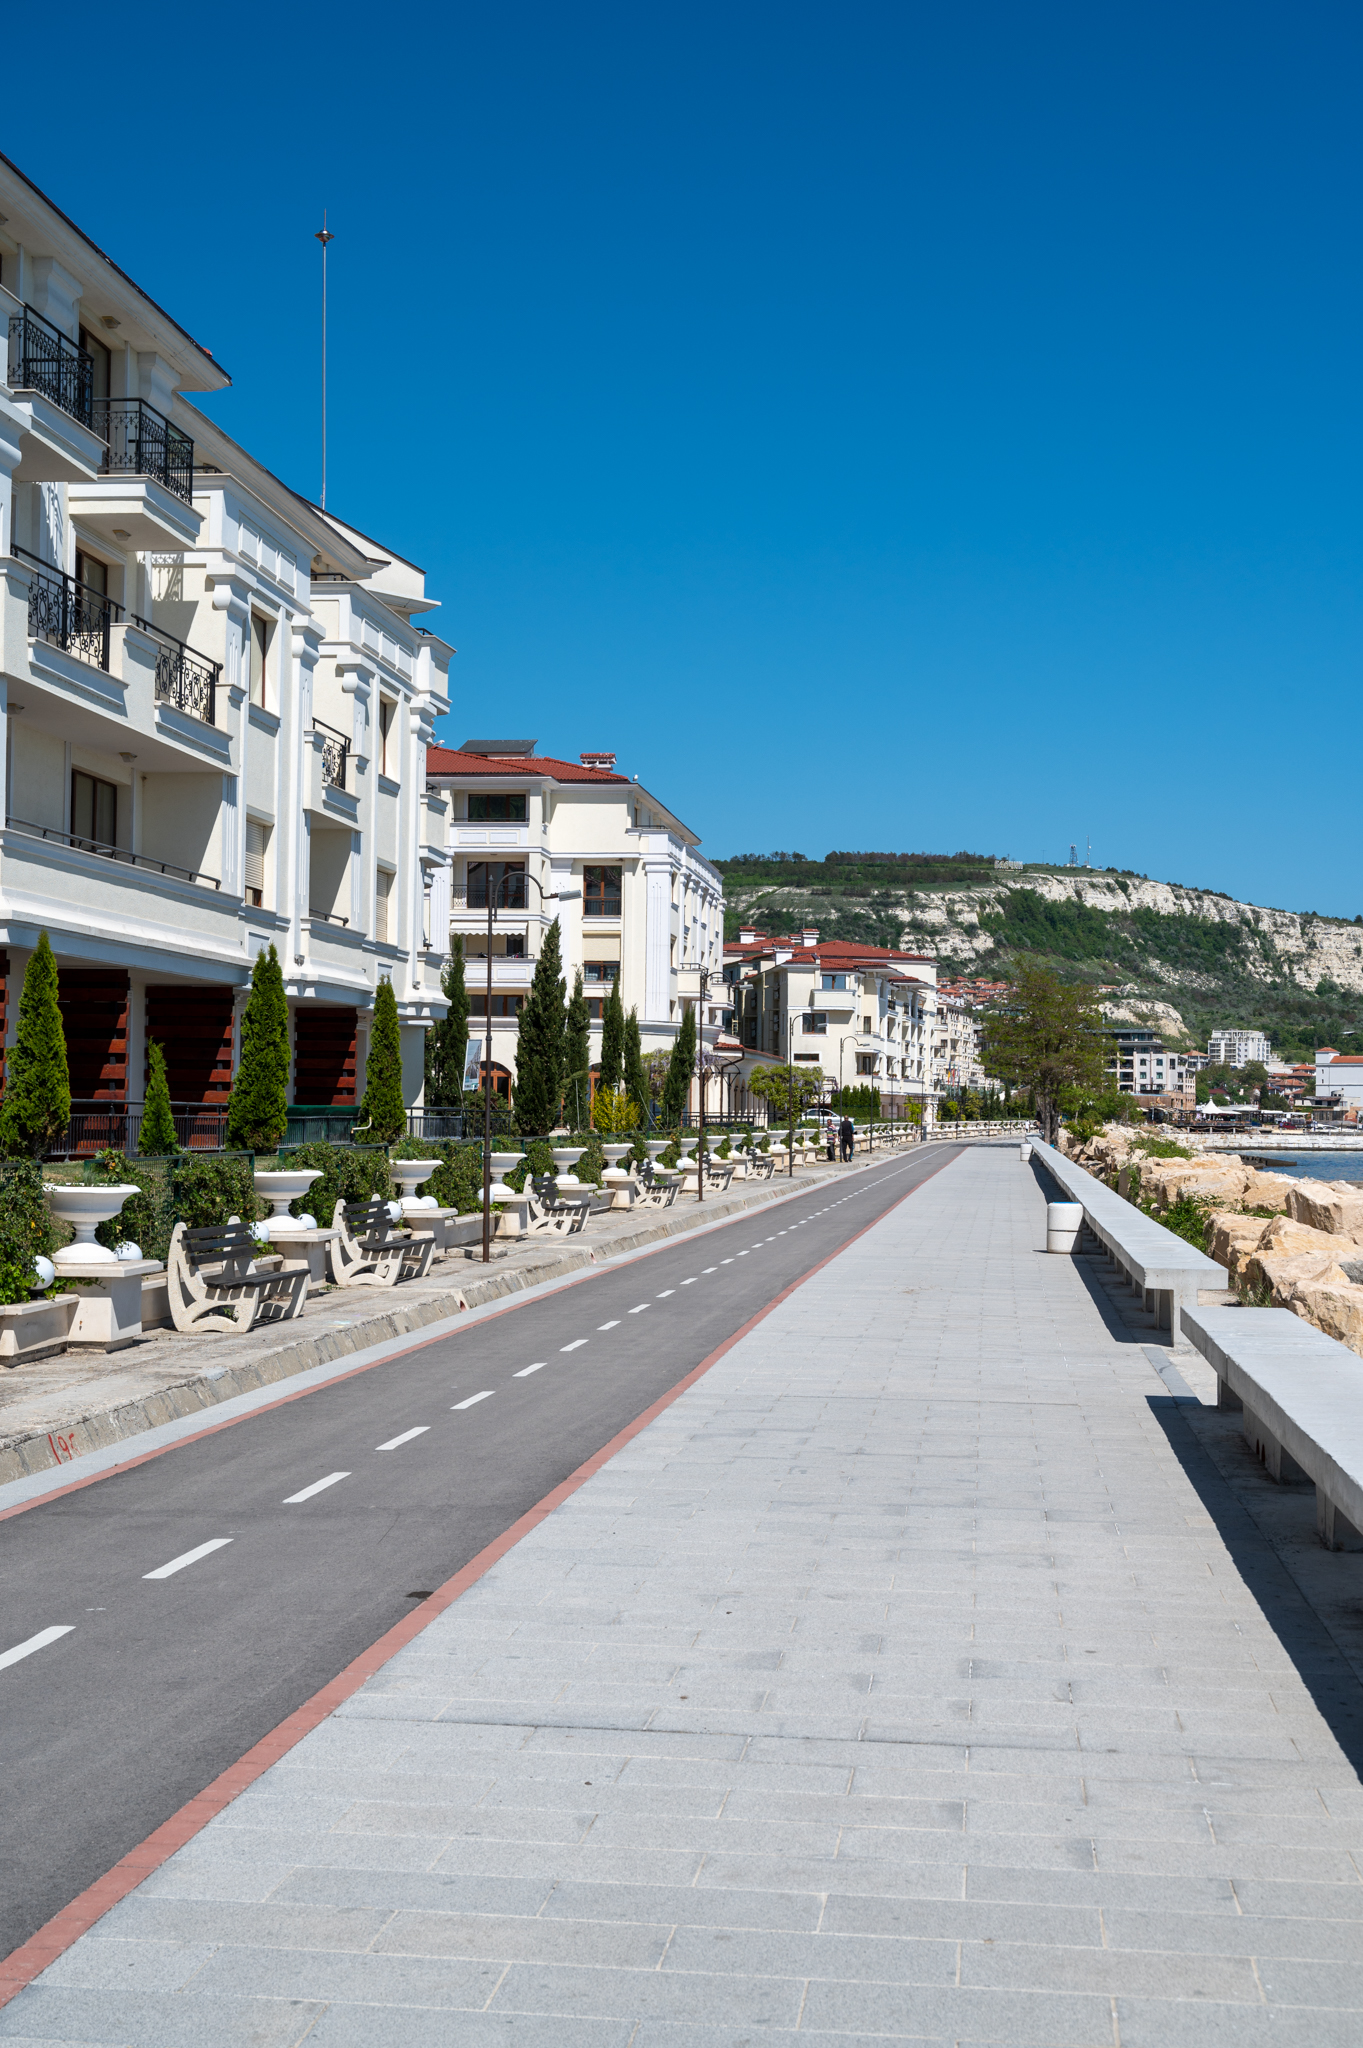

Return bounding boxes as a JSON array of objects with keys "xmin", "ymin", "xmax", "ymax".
[
  {"xmin": 723, "ymin": 928, "xmax": 938, "ymax": 1119},
  {"xmin": 424, "ymin": 742, "xmax": 724, "ymax": 1116},
  {"xmin": 1108, "ymin": 1028, "xmax": 1197, "ymax": 1114},
  {"xmin": 1207, "ymin": 1028, "xmax": 1272, "ymax": 1067},
  {"xmin": 932, "ymin": 992, "xmax": 989, "ymax": 1096},
  {"xmin": 0, "ymin": 156, "xmax": 451, "ymax": 1131}
]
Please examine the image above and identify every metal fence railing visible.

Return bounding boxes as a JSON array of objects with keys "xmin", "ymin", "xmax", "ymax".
[{"xmin": 44, "ymin": 1102, "xmax": 231, "ymax": 1158}]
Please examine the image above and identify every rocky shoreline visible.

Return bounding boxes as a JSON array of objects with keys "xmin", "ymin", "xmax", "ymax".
[{"xmin": 1059, "ymin": 1124, "xmax": 1363, "ymax": 1356}]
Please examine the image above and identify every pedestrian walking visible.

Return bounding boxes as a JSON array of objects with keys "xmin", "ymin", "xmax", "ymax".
[
  {"xmin": 839, "ymin": 1114, "xmax": 854, "ymax": 1162},
  {"xmin": 824, "ymin": 1113, "xmax": 837, "ymax": 1161}
]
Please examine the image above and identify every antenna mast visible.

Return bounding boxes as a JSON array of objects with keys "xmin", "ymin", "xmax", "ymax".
[{"xmin": 314, "ymin": 212, "xmax": 335, "ymax": 508}]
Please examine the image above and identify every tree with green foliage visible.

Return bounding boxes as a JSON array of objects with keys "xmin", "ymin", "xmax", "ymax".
[
  {"xmin": 562, "ymin": 968, "xmax": 592, "ymax": 1129},
  {"xmin": 0, "ymin": 932, "xmax": 71, "ymax": 1158},
  {"xmin": 138, "ymin": 1041, "xmax": 179, "ymax": 1155},
  {"xmin": 226, "ymin": 943, "xmax": 291, "ymax": 1150},
  {"xmin": 661, "ymin": 1002, "xmax": 697, "ymax": 1125},
  {"xmin": 599, "ymin": 976, "xmax": 625, "ymax": 1091},
  {"xmin": 592, "ymin": 1084, "xmax": 640, "ymax": 1134},
  {"xmin": 358, "ymin": 979, "xmax": 406, "ymax": 1142},
  {"xmin": 624, "ymin": 1007, "xmax": 649, "ymax": 1122},
  {"xmin": 514, "ymin": 916, "xmax": 566, "ymax": 1133},
  {"xmin": 424, "ymin": 938, "xmax": 469, "ymax": 1108},
  {"xmin": 982, "ymin": 961, "xmax": 1108, "ymax": 1142},
  {"xmin": 752, "ymin": 1062, "xmax": 824, "ymax": 1125}
]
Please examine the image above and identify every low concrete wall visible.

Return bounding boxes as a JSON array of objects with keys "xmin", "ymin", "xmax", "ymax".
[{"xmin": 1030, "ymin": 1137, "xmax": 1224, "ymax": 1332}]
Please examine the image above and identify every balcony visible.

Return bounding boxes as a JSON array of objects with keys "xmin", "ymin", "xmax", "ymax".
[
  {"xmin": 5, "ymin": 814, "xmax": 221, "ymax": 890},
  {"xmin": 16, "ymin": 546, "xmax": 120, "ymax": 671},
  {"xmin": 136, "ymin": 616, "xmax": 220, "ymax": 726},
  {"xmin": 6, "ymin": 303, "xmax": 93, "ymax": 425},
  {"xmin": 93, "ymin": 398, "xmax": 193, "ymax": 503},
  {"xmin": 314, "ymin": 719, "xmax": 349, "ymax": 789}
]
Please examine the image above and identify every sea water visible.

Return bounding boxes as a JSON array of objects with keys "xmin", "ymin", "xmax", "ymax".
[{"xmin": 1262, "ymin": 1152, "xmax": 1363, "ymax": 1185}]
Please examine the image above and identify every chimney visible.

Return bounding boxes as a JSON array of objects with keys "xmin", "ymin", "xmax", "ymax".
[
  {"xmin": 579, "ymin": 750, "xmax": 617, "ymax": 769},
  {"xmin": 801, "ymin": 928, "xmax": 819, "ymax": 946},
  {"xmin": 738, "ymin": 926, "xmax": 759, "ymax": 944}
]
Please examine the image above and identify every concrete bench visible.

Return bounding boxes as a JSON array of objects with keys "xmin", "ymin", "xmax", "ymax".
[
  {"xmin": 1029, "ymin": 1139, "xmax": 1226, "ymax": 1333},
  {"xmin": 1182, "ymin": 1305, "xmax": 1363, "ymax": 1550}
]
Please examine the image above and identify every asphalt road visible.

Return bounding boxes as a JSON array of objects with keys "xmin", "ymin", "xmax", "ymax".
[{"xmin": 0, "ymin": 1142, "xmax": 959, "ymax": 1963}]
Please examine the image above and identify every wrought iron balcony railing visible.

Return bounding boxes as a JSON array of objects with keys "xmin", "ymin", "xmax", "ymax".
[
  {"xmin": 5, "ymin": 815, "xmax": 221, "ymax": 888},
  {"xmin": 15, "ymin": 545, "xmax": 121, "ymax": 670},
  {"xmin": 93, "ymin": 397, "xmax": 194, "ymax": 504},
  {"xmin": 134, "ymin": 616, "xmax": 220, "ymax": 725},
  {"xmin": 6, "ymin": 304, "xmax": 94, "ymax": 426},
  {"xmin": 314, "ymin": 719, "xmax": 349, "ymax": 789}
]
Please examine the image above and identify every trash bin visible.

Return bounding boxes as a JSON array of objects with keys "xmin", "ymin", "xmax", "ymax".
[
  {"xmin": 1019, "ymin": 1141, "xmax": 1032, "ymax": 1163},
  {"xmin": 1046, "ymin": 1201, "xmax": 1083, "ymax": 1253}
]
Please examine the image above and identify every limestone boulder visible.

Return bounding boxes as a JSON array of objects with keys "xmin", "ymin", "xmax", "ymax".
[
  {"xmin": 1239, "ymin": 1170, "xmax": 1294, "ymax": 1213},
  {"xmin": 1205, "ymin": 1210, "xmax": 1269, "ymax": 1280},
  {"xmin": 1136, "ymin": 1158, "xmax": 1251, "ymax": 1212},
  {"xmin": 1288, "ymin": 1279, "xmax": 1363, "ymax": 1357},
  {"xmin": 1284, "ymin": 1180, "xmax": 1363, "ymax": 1239},
  {"xmin": 1256, "ymin": 1250, "xmax": 1352, "ymax": 1308},
  {"xmin": 1241, "ymin": 1215, "xmax": 1346, "ymax": 1298}
]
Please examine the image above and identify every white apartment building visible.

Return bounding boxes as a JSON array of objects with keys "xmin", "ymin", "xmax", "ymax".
[
  {"xmin": 1207, "ymin": 1028, "xmax": 1272, "ymax": 1067},
  {"xmin": 932, "ymin": 992, "xmax": 989, "ymax": 1096},
  {"xmin": 723, "ymin": 928, "xmax": 939, "ymax": 1119},
  {"xmin": 0, "ymin": 155, "xmax": 451, "ymax": 1129},
  {"xmin": 424, "ymin": 742, "xmax": 724, "ymax": 1113}
]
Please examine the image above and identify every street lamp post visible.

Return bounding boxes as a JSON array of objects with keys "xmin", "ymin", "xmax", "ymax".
[
  {"xmin": 695, "ymin": 965, "xmax": 710, "ymax": 1204},
  {"xmin": 478, "ymin": 869, "xmax": 575, "ymax": 1264}
]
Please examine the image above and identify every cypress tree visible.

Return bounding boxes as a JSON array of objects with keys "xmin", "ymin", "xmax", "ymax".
[
  {"xmin": 661, "ymin": 1002, "xmax": 696, "ymax": 1126},
  {"xmin": 358, "ymin": 979, "xmax": 406, "ymax": 1142},
  {"xmin": 0, "ymin": 932, "xmax": 71, "ymax": 1158},
  {"xmin": 425, "ymin": 937, "xmax": 469, "ymax": 1107},
  {"xmin": 513, "ymin": 915, "xmax": 566, "ymax": 1134},
  {"xmin": 598, "ymin": 975, "xmax": 625, "ymax": 1091},
  {"xmin": 138, "ymin": 1040, "xmax": 180, "ymax": 1155},
  {"xmin": 226, "ymin": 943, "xmax": 291, "ymax": 1151},
  {"xmin": 563, "ymin": 968, "xmax": 591, "ymax": 1130},
  {"xmin": 624, "ymin": 1006, "xmax": 648, "ymax": 1123}
]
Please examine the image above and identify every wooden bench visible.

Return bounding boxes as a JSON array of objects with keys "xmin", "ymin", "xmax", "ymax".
[
  {"xmin": 1182, "ymin": 1304, "xmax": 1363, "ymax": 1549},
  {"xmin": 328, "ymin": 1197, "xmax": 437, "ymax": 1288},
  {"xmin": 528, "ymin": 1175, "xmax": 591, "ymax": 1233},
  {"xmin": 748, "ymin": 1151, "xmax": 776, "ymax": 1181},
  {"xmin": 633, "ymin": 1162, "xmax": 679, "ymax": 1210},
  {"xmin": 166, "ymin": 1220, "xmax": 309, "ymax": 1334}
]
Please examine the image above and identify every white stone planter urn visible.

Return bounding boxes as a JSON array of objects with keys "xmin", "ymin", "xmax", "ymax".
[
  {"xmin": 488, "ymin": 1152, "xmax": 524, "ymax": 1200},
  {"xmin": 45, "ymin": 1184, "xmax": 141, "ymax": 1268},
  {"xmin": 254, "ymin": 1169, "xmax": 324, "ymax": 1239},
  {"xmin": 391, "ymin": 1158, "xmax": 436, "ymax": 1204},
  {"xmin": 550, "ymin": 1146, "xmax": 586, "ymax": 1190},
  {"xmin": 645, "ymin": 1139, "xmax": 671, "ymax": 1161}
]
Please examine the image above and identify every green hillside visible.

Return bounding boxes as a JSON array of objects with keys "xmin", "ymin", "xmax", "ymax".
[{"xmin": 715, "ymin": 855, "xmax": 1363, "ymax": 1061}]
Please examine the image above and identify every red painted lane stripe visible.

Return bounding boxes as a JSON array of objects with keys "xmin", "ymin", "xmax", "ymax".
[{"xmin": 0, "ymin": 1148, "xmax": 955, "ymax": 2006}]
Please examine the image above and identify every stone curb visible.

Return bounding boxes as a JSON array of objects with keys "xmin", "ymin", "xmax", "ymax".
[{"xmin": 0, "ymin": 1162, "xmax": 905, "ymax": 1489}]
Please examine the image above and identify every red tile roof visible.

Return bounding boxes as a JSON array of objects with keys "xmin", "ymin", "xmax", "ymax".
[
  {"xmin": 724, "ymin": 932, "xmax": 933, "ymax": 965},
  {"xmin": 426, "ymin": 746, "xmax": 631, "ymax": 784}
]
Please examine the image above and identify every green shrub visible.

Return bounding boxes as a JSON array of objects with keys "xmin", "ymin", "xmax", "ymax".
[
  {"xmin": 139, "ymin": 1041, "xmax": 180, "ymax": 1156},
  {"xmin": 1143, "ymin": 1192, "xmax": 1214, "ymax": 1251},
  {"xmin": 391, "ymin": 1135, "xmax": 441, "ymax": 1161},
  {"xmin": 81, "ymin": 1150, "xmax": 262, "ymax": 1265},
  {"xmin": 356, "ymin": 980, "xmax": 406, "ymax": 1143},
  {"xmin": 570, "ymin": 1132, "xmax": 604, "ymax": 1186},
  {"xmin": 227, "ymin": 944, "xmax": 290, "ymax": 1150},
  {"xmin": 0, "ymin": 1159, "xmax": 59, "ymax": 1302},
  {"xmin": 0, "ymin": 933, "xmax": 71, "ymax": 1158},
  {"xmin": 280, "ymin": 1140, "xmax": 392, "ymax": 1224},
  {"xmin": 1129, "ymin": 1135, "xmax": 1192, "ymax": 1160}
]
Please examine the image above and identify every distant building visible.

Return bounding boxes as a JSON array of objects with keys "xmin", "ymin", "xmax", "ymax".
[
  {"xmin": 1207, "ymin": 1028, "xmax": 1272, "ymax": 1067},
  {"xmin": 1313, "ymin": 1050, "xmax": 1363, "ymax": 1115},
  {"xmin": 1108, "ymin": 1028, "xmax": 1196, "ymax": 1112}
]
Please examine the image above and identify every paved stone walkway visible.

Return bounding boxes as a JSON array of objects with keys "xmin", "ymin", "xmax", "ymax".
[{"xmin": 7, "ymin": 1146, "xmax": 1363, "ymax": 2045}]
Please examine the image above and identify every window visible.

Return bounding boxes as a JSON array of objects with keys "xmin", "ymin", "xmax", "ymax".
[
  {"xmin": 375, "ymin": 866, "xmax": 395, "ymax": 942},
  {"xmin": 863, "ymin": 1015, "xmax": 873, "ymax": 1034},
  {"xmin": 820, "ymin": 972, "xmax": 847, "ymax": 991},
  {"xmin": 468, "ymin": 791, "xmax": 528, "ymax": 823},
  {"xmin": 249, "ymin": 614, "xmax": 271, "ymax": 708},
  {"xmin": 467, "ymin": 860, "xmax": 526, "ymax": 909},
  {"xmin": 584, "ymin": 961, "xmax": 619, "ymax": 984},
  {"xmin": 856, "ymin": 1054, "xmax": 876, "ymax": 1075},
  {"xmin": 245, "ymin": 819, "xmax": 270, "ymax": 908},
  {"xmin": 504, "ymin": 933, "xmax": 527, "ymax": 959},
  {"xmin": 74, "ymin": 550, "xmax": 108, "ymax": 598},
  {"xmin": 378, "ymin": 698, "xmax": 396, "ymax": 778},
  {"xmin": 583, "ymin": 865, "xmax": 622, "ymax": 918},
  {"xmin": 71, "ymin": 770, "xmax": 116, "ymax": 850},
  {"xmin": 470, "ymin": 993, "xmax": 526, "ymax": 1017},
  {"xmin": 77, "ymin": 327, "xmax": 111, "ymax": 404},
  {"xmin": 801, "ymin": 1012, "xmax": 828, "ymax": 1035}
]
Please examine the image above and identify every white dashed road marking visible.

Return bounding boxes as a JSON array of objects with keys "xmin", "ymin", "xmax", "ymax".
[
  {"xmin": 377, "ymin": 1427, "xmax": 431, "ymax": 1449},
  {"xmin": 144, "ymin": 1539, "xmax": 233, "ymax": 1581},
  {"xmin": 598, "ymin": 1321, "xmax": 620, "ymax": 1331},
  {"xmin": 284, "ymin": 1473, "xmax": 349, "ymax": 1504},
  {"xmin": 453, "ymin": 1392, "xmax": 495, "ymax": 1410},
  {"xmin": 0, "ymin": 1626, "xmax": 74, "ymax": 1672},
  {"xmin": 561, "ymin": 1340, "xmax": 588, "ymax": 1352},
  {"xmin": 513, "ymin": 1364, "xmax": 545, "ymax": 1378}
]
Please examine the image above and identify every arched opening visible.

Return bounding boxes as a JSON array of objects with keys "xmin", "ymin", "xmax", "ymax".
[{"xmin": 478, "ymin": 1061, "xmax": 513, "ymax": 1101}]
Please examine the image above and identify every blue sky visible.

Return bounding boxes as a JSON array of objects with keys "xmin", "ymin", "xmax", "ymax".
[{"xmin": 11, "ymin": 2, "xmax": 1361, "ymax": 912}]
